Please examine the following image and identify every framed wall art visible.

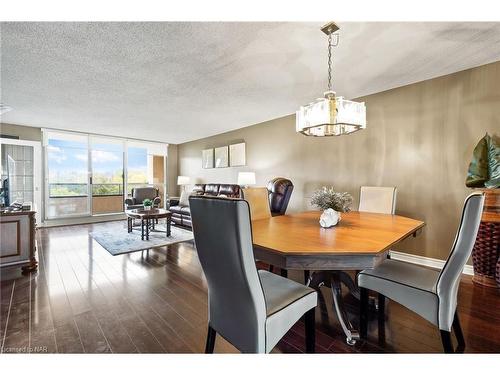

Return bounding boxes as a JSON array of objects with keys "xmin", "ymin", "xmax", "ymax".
[
  {"xmin": 202, "ymin": 148, "xmax": 214, "ymax": 169},
  {"xmin": 214, "ymin": 146, "xmax": 229, "ymax": 168},
  {"xmin": 229, "ymin": 142, "xmax": 246, "ymax": 167}
]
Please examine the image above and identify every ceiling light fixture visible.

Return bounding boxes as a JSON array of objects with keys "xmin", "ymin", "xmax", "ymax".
[{"xmin": 296, "ymin": 22, "xmax": 366, "ymax": 137}]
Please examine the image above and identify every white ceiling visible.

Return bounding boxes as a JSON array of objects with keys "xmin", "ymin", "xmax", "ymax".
[{"xmin": 1, "ymin": 22, "xmax": 500, "ymax": 144}]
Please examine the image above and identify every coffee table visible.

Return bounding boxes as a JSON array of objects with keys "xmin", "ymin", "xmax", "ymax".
[{"xmin": 125, "ymin": 208, "xmax": 172, "ymax": 240}]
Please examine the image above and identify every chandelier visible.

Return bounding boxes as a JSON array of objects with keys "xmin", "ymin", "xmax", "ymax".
[{"xmin": 296, "ymin": 22, "xmax": 366, "ymax": 137}]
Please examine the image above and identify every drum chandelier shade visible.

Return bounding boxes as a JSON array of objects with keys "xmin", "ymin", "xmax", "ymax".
[{"xmin": 296, "ymin": 22, "xmax": 366, "ymax": 137}]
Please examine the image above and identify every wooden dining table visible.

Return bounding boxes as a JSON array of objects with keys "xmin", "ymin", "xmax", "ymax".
[{"xmin": 251, "ymin": 210, "xmax": 425, "ymax": 345}]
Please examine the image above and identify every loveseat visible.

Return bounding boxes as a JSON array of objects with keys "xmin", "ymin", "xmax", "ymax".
[{"xmin": 169, "ymin": 184, "xmax": 241, "ymax": 228}]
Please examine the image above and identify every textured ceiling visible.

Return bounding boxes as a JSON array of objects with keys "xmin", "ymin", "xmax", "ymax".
[{"xmin": 1, "ymin": 22, "xmax": 500, "ymax": 144}]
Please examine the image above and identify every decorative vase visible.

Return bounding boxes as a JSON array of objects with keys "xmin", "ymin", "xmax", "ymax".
[
  {"xmin": 144, "ymin": 205, "xmax": 151, "ymax": 211},
  {"xmin": 319, "ymin": 208, "xmax": 341, "ymax": 228}
]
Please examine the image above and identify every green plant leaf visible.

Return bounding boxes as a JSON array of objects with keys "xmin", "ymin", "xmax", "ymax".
[
  {"xmin": 485, "ymin": 134, "xmax": 500, "ymax": 188},
  {"xmin": 465, "ymin": 134, "xmax": 489, "ymax": 188}
]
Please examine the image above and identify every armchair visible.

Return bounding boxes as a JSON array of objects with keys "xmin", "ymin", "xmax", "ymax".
[{"xmin": 125, "ymin": 187, "xmax": 161, "ymax": 210}]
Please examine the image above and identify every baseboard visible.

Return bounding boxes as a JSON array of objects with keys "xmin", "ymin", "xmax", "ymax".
[
  {"xmin": 41, "ymin": 213, "xmax": 126, "ymax": 228},
  {"xmin": 389, "ymin": 250, "xmax": 474, "ymax": 276}
]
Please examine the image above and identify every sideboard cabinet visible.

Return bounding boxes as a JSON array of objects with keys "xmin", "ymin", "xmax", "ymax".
[{"xmin": 0, "ymin": 210, "xmax": 38, "ymax": 273}]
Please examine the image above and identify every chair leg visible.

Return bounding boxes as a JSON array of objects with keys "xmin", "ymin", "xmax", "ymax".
[
  {"xmin": 440, "ymin": 330, "xmax": 454, "ymax": 353},
  {"xmin": 205, "ymin": 325, "xmax": 216, "ymax": 353},
  {"xmin": 269, "ymin": 265, "xmax": 274, "ymax": 273},
  {"xmin": 280, "ymin": 268, "xmax": 288, "ymax": 278},
  {"xmin": 359, "ymin": 287, "xmax": 368, "ymax": 339},
  {"xmin": 452, "ymin": 311, "xmax": 466, "ymax": 353},
  {"xmin": 305, "ymin": 308, "xmax": 316, "ymax": 353},
  {"xmin": 304, "ymin": 270, "xmax": 310, "ymax": 285},
  {"xmin": 377, "ymin": 293, "xmax": 386, "ymax": 344}
]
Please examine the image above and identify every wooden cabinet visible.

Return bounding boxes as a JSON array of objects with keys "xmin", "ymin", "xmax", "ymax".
[{"xmin": 0, "ymin": 210, "xmax": 37, "ymax": 273}]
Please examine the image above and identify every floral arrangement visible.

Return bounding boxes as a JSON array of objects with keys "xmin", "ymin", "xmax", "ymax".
[
  {"xmin": 143, "ymin": 198, "xmax": 153, "ymax": 207},
  {"xmin": 310, "ymin": 187, "xmax": 353, "ymax": 212}
]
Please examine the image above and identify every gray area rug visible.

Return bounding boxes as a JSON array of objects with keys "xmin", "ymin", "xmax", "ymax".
[{"xmin": 90, "ymin": 224, "xmax": 194, "ymax": 255}]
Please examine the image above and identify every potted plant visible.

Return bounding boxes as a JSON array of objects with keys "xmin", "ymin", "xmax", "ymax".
[
  {"xmin": 310, "ymin": 187, "xmax": 353, "ymax": 228},
  {"xmin": 143, "ymin": 198, "xmax": 153, "ymax": 211}
]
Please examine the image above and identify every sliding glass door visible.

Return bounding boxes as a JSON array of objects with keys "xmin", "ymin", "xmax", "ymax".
[
  {"xmin": 91, "ymin": 137, "xmax": 124, "ymax": 215},
  {"xmin": 46, "ymin": 132, "xmax": 90, "ymax": 218},
  {"xmin": 126, "ymin": 141, "xmax": 167, "ymax": 208},
  {"xmin": 43, "ymin": 130, "xmax": 168, "ymax": 220}
]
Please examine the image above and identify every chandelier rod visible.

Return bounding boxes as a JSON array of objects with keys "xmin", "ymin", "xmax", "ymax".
[{"xmin": 328, "ymin": 32, "xmax": 332, "ymax": 92}]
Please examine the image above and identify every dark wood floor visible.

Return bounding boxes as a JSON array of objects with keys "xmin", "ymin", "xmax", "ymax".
[{"xmin": 1, "ymin": 220, "xmax": 499, "ymax": 354}]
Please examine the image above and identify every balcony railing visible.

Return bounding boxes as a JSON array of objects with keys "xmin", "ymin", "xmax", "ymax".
[
  {"xmin": 49, "ymin": 183, "xmax": 154, "ymax": 198},
  {"xmin": 49, "ymin": 183, "xmax": 88, "ymax": 198},
  {"xmin": 49, "ymin": 183, "xmax": 124, "ymax": 198},
  {"xmin": 92, "ymin": 183, "xmax": 123, "ymax": 196}
]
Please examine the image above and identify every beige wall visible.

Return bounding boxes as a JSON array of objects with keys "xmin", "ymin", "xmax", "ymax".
[
  {"xmin": 167, "ymin": 144, "xmax": 179, "ymax": 196},
  {"xmin": 0, "ymin": 123, "xmax": 42, "ymax": 141},
  {"xmin": 177, "ymin": 61, "xmax": 500, "ymax": 261}
]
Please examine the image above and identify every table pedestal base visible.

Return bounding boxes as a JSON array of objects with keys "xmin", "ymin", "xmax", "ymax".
[{"xmin": 308, "ymin": 270, "xmax": 362, "ymax": 345}]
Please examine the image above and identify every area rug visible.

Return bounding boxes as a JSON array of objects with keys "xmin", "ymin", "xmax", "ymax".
[{"xmin": 90, "ymin": 224, "xmax": 194, "ymax": 256}]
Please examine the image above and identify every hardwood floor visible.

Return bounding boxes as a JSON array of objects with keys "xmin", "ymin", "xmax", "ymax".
[{"xmin": 1, "ymin": 220, "xmax": 499, "ymax": 354}]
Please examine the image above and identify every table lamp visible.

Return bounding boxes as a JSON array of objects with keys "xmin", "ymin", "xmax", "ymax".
[
  {"xmin": 177, "ymin": 176, "xmax": 190, "ymax": 194},
  {"xmin": 237, "ymin": 172, "xmax": 256, "ymax": 188}
]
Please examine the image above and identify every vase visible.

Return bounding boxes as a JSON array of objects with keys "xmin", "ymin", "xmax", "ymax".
[
  {"xmin": 144, "ymin": 205, "xmax": 151, "ymax": 211},
  {"xmin": 319, "ymin": 208, "xmax": 341, "ymax": 228}
]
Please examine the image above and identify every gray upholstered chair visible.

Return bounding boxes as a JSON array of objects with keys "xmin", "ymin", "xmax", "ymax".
[
  {"xmin": 358, "ymin": 192, "xmax": 485, "ymax": 353},
  {"xmin": 124, "ymin": 187, "xmax": 161, "ymax": 210},
  {"xmin": 189, "ymin": 195, "xmax": 318, "ymax": 353}
]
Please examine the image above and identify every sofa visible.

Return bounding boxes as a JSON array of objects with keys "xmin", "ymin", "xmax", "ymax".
[
  {"xmin": 169, "ymin": 178, "xmax": 294, "ymax": 229},
  {"xmin": 169, "ymin": 184, "xmax": 241, "ymax": 228}
]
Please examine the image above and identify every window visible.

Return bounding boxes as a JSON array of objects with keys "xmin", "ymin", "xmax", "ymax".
[
  {"xmin": 127, "ymin": 141, "xmax": 167, "ymax": 208},
  {"xmin": 91, "ymin": 137, "xmax": 124, "ymax": 215},
  {"xmin": 43, "ymin": 130, "xmax": 168, "ymax": 219},
  {"xmin": 45, "ymin": 132, "xmax": 90, "ymax": 218}
]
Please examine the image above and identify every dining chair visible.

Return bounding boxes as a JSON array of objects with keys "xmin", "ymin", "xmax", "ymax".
[
  {"xmin": 358, "ymin": 186, "xmax": 397, "ymax": 214},
  {"xmin": 242, "ymin": 187, "xmax": 288, "ymax": 275},
  {"xmin": 267, "ymin": 177, "xmax": 294, "ymax": 216},
  {"xmin": 358, "ymin": 192, "xmax": 485, "ymax": 353},
  {"xmin": 242, "ymin": 187, "xmax": 272, "ymax": 220},
  {"xmin": 189, "ymin": 195, "xmax": 318, "ymax": 353}
]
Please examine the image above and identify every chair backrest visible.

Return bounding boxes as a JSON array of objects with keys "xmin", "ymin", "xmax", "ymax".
[
  {"xmin": 359, "ymin": 186, "xmax": 397, "ymax": 214},
  {"xmin": 436, "ymin": 192, "xmax": 485, "ymax": 331},
  {"xmin": 267, "ymin": 177, "xmax": 294, "ymax": 216},
  {"xmin": 189, "ymin": 195, "xmax": 267, "ymax": 353},
  {"xmin": 242, "ymin": 187, "xmax": 272, "ymax": 221},
  {"xmin": 132, "ymin": 187, "xmax": 158, "ymax": 203}
]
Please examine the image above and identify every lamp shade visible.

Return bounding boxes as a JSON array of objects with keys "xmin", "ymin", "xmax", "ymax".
[
  {"xmin": 237, "ymin": 172, "xmax": 256, "ymax": 186},
  {"xmin": 177, "ymin": 176, "xmax": 190, "ymax": 185},
  {"xmin": 296, "ymin": 92, "xmax": 366, "ymax": 136}
]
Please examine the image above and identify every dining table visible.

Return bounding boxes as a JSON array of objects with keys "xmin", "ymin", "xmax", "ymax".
[{"xmin": 251, "ymin": 210, "xmax": 425, "ymax": 345}]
